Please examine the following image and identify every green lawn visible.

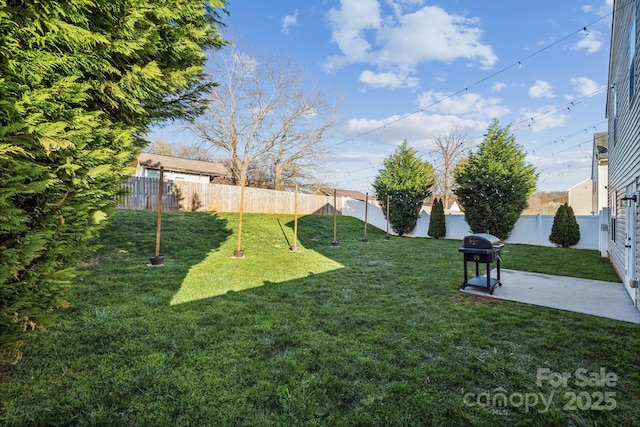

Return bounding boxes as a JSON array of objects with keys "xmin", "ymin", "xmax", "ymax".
[{"xmin": 1, "ymin": 210, "xmax": 637, "ymax": 426}]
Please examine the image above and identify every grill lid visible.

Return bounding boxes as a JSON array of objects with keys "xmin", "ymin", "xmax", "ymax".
[{"xmin": 462, "ymin": 233, "xmax": 503, "ymax": 250}]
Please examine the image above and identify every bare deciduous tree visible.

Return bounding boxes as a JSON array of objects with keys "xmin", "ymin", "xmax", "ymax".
[
  {"xmin": 189, "ymin": 46, "xmax": 340, "ymax": 190},
  {"xmin": 430, "ymin": 125, "xmax": 475, "ymax": 209},
  {"xmin": 146, "ymin": 139, "xmax": 216, "ymax": 162}
]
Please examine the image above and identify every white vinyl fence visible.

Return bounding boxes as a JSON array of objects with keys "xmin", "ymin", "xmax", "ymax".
[
  {"xmin": 342, "ymin": 198, "xmax": 607, "ymax": 253},
  {"xmin": 118, "ymin": 177, "xmax": 607, "ymax": 253}
]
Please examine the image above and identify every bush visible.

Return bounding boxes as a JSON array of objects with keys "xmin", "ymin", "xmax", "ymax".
[
  {"xmin": 549, "ymin": 203, "xmax": 581, "ymax": 247},
  {"xmin": 453, "ymin": 119, "xmax": 537, "ymax": 240},
  {"xmin": 428, "ymin": 198, "xmax": 446, "ymax": 239},
  {"xmin": 0, "ymin": 0, "xmax": 227, "ymax": 363},
  {"xmin": 373, "ymin": 141, "xmax": 434, "ymax": 236}
]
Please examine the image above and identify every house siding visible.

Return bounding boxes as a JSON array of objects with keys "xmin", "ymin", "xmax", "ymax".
[
  {"xmin": 607, "ymin": 0, "xmax": 640, "ymax": 305},
  {"xmin": 567, "ymin": 178, "xmax": 594, "ymax": 215}
]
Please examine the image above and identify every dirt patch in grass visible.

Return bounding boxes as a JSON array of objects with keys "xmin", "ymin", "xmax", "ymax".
[{"xmin": 75, "ymin": 258, "xmax": 101, "ymax": 269}]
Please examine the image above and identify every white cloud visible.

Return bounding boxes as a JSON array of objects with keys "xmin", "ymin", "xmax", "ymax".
[
  {"xmin": 341, "ymin": 91, "xmax": 509, "ymax": 148},
  {"xmin": 375, "ymin": 6, "xmax": 497, "ymax": 69},
  {"xmin": 584, "ymin": 0, "xmax": 614, "ymax": 16},
  {"xmin": 281, "ymin": 10, "xmax": 299, "ymax": 34},
  {"xmin": 325, "ymin": 0, "xmax": 381, "ymax": 71},
  {"xmin": 324, "ymin": 1, "xmax": 497, "ymax": 80},
  {"xmin": 491, "ymin": 82, "xmax": 507, "ymax": 92},
  {"xmin": 359, "ymin": 69, "xmax": 419, "ymax": 88},
  {"xmin": 571, "ymin": 29, "xmax": 603, "ymax": 54},
  {"xmin": 344, "ymin": 112, "xmax": 479, "ymax": 149},
  {"xmin": 332, "ymin": 150, "xmax": 386, "ymax": 164},
  {"xmin": 231, "ymin": 51, "xmax": 258, "ymax": 76},
  {"xmin": 418, "ymin": 90, "xmax": 511, "ymax": 120},
  {"xmin": 570, "ymin": 77, "xmax": 603, "ymax": 97},
  {"xmin": 529, "ymin": 80, "xmax": 555, "ymax": 98},
  {"xmin": 517, "ymin": 106, "xmax": 568, "ymax": 132},
  {"xmin": 385, "ymin": 0, "xmax": 427, "ymax": 17}
]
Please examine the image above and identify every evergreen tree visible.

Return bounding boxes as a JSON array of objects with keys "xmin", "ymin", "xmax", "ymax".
[
  {"xmin": 566, "ymin": 204, "xmax": 581, "ymax": 247},
  {"xmin": 549, "ymin": 204, "xmax": 568, "ymax": 246},
  {"xmin": 453, "ymin": 119, "xmax": 537, "ymax": 240},
  {"xmin": 428, "ymin": 198, "xmax": 446, "ymax": 239},
  {"xmin": 0, "ymin": 0, "xmax": 227, "ymax": 360},
  {"xmin": 550, "ymin": 203, "xmax": 581, "ymax": 247},
  {"xmin": 373, "ymin": 141, "xmax": 434, "ymax": 236}
]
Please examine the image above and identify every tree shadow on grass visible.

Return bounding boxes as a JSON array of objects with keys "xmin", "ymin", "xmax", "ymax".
[
  {"xmin": 76, "ymin": 210, "xmax": 233, "ymax": 308},
  {"xmin": 170, "ymin": 213, "xmax": 433, "ymax": 306},
  {"xmin": 8, "ymin": 213, "xmax": 636, "ymax": 427},
  {"xmin": 170, "ymin": 215, "xmax": 346, "ymax": 305}
]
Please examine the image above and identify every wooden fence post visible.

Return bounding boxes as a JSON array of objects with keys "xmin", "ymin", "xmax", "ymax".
[
  {"xmin": 291, "ymin": 185, "xmax": 299, "ymax": 252},
  {"xmin": 234, "ymin": 179, "xmax": 246, "ymax": 258},
  {"xmin": 150, "ymin": 167, "xmax": 165, "ymax": 265}
]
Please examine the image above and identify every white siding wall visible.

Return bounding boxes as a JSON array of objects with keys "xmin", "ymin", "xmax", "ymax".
[
  {"xmin": 607, "ymin": 0, "xmax": 640, "ymax": 301},
  {"xmin": 568, "ymin": 179, "xmax": 594, "ymax": 215}
]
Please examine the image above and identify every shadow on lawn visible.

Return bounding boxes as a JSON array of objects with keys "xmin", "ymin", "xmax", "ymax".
[
  {"xmin": 170, "ymin": 214, "xmax": 348, "ymax": 305},
  {"xmin": 168, "ymin": 212, "xmax": 451, "ymax": 308},
  {"xmin": 167, "ymin": 212, "xmax": 462, "ymax": 306},
  {"xmin": 82, "ymin": 210, "xmax": 233, "ymax": 307}
]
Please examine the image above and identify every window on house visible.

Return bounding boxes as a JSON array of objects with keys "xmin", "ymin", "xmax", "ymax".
[
  {"xmin": 613, "ymin": 84, "xmax": 617, "ymax": 118},
  {"xmin": 145, "ymin": 169, "xmax": 160, "ymax": 179},
  {"xmin": 611, "ymin": 192, "xmax": 617, "ymax": 243},
  {"xmin": 611, "ymin": 217, "xmax": 617, "ymax": 243}
]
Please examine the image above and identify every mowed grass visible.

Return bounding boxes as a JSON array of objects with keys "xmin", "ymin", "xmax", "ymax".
[{"xmin": 1, "ymin": 209, "xmax": 638, "ymax": 426}]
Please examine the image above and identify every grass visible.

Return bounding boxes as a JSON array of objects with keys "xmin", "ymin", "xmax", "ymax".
[{"xmin": 0, "ymin": 209, "xmax": 637, "ymax": 426}]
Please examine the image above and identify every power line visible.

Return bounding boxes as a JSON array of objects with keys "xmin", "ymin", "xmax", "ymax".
[
  {"xmin": 320, "ymin": 2, "xmax": 634, "ymax": 191},
  {"xmin": 509, "ymin": 88, "xmax": 607, "ymax": 133},
  {"xmin": 324, "ymin": 9, "xmax": 615, "ymax": 151}
]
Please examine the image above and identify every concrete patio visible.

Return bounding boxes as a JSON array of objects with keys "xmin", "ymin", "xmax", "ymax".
[{"xmin": 459, "ymin": 269, "xmax": 640, "ymax": 324}]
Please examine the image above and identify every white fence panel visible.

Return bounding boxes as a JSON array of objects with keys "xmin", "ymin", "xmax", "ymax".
[{"xmin": 342, "ymin": 198, "xmax": 603, "ymax": 251}]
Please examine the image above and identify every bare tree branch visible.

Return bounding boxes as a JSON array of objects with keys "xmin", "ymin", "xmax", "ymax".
[
  {"xmin": 189, "ymin": 46, "xmax": 340, "ymax": 189},
  {"xmin": 430, "ymin": 125, "xmax": 475, "ymax": 209}
]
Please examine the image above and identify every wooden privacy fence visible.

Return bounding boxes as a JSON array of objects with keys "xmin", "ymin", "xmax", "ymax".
[{"xmin": 117, "ymin": 176, "xmax": 342, "ymax": 215}]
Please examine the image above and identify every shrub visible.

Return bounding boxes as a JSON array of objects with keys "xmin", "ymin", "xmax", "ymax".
[
  {"xmin": 373, "ymin": 141, "xmax": 434, "ymax": 236},
  {"xmin": 428, "ymin": 198, "xmax": 446, "ymax": 239},
  {"xmin": 549, "ymin": 203, "xmax": 581, "ymax": 247},
  {"xmin": 0, "ymin": 0, "xmax": 228, "ymax": 362},
  {"xmin": 453, "ymin": 119, "xmax": 537, "ymax": 240}
]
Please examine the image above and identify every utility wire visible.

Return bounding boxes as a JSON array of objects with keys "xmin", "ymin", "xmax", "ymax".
[
  {"xmin": 321, "ymin": 2, "xmax": 633, "ymax": 190},
  {"xmin": 324, "ymin": 9, "xmax": 615, "ymax": 151}
]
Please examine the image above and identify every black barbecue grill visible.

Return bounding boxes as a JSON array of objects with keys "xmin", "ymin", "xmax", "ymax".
[{"xmin": 459, "ymin": 233, "xmax": 504, "ymax": 294}]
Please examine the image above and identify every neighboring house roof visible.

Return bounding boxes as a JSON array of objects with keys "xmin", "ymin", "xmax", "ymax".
[
  {"xmin": 136, "ymin": 152, "xmax": 229, "ymax": 177},
  {"xmin": 423, "ymin": 198, "xmax": 459, "ymax": 210},
  {"xmin": 567, "ymin": 178, "xmax": 593, "ymax": 193},
  {"xmin": 316, "ymin": 188, "xmax": 367, "ymax": 201},
  {"xmin": 421, "ymin": 199, "xmax": 463, "ymax": 214}
]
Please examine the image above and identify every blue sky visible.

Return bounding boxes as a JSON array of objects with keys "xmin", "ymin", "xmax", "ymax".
[{"xmin": 149, "ymin": 0, "xmax": 614, "ymax": 193}]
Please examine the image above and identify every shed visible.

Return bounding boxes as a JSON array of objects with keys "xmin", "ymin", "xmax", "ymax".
[{"xmin": 135, "ymin": 152, "xmax": 230, "ymax": 184}]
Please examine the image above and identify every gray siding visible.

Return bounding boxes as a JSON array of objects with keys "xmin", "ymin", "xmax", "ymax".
[{"xmin": 607, "ymin": 0, "xmax": 640, "ymax": 289}]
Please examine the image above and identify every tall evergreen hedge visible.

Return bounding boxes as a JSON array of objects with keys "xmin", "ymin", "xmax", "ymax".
[
  {"xmin": 453, "ymin": 119, "xmax": 537, "ymax": 240},
  {"xmin": 373, "ymin": 141, "xmax": 434, "ymax": 236},
  {"xmin": 0, "ymin": 0, "xmax": 227, "ymax": 361},
  {"xmin": 428, "ymin": 198, "xmax": 446, "ymax": 239}
]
